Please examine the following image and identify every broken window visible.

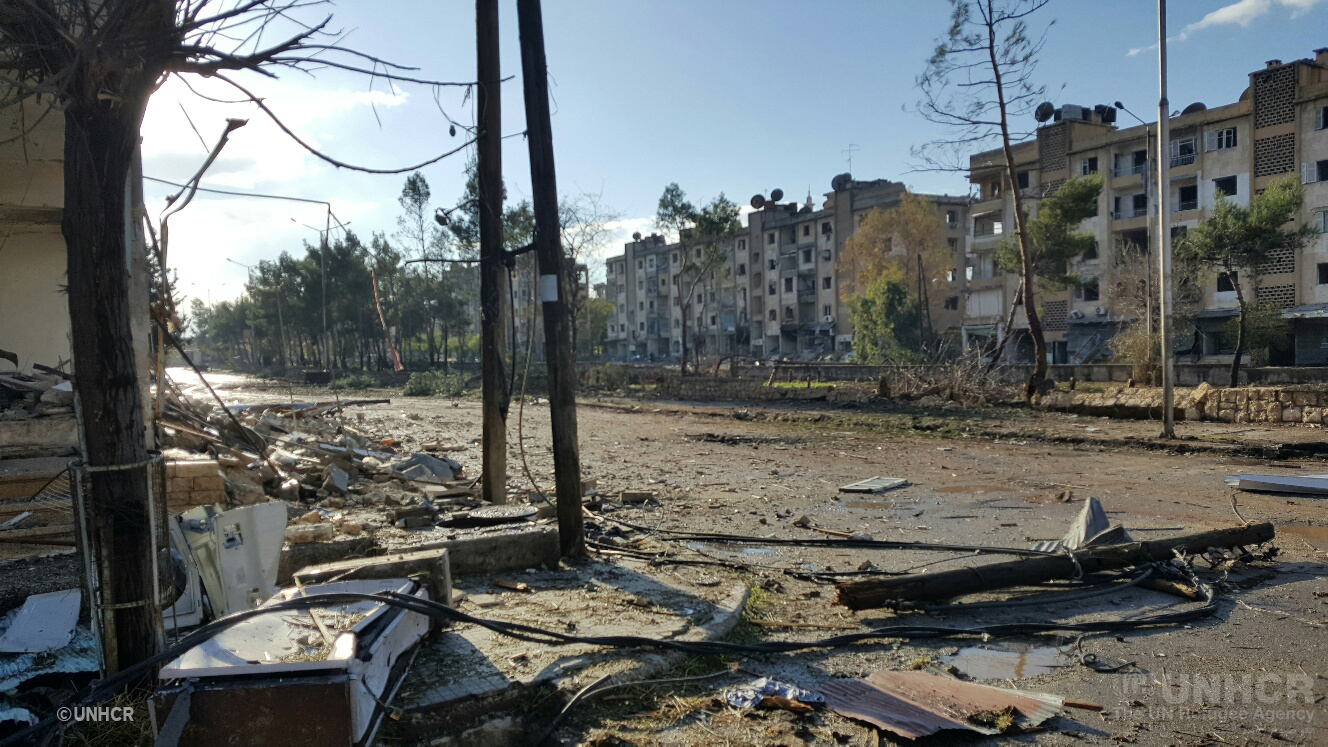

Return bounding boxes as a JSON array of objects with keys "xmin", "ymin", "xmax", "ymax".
[
  {"xmin": 947, "ymin": 237, "xmax": 958, "ymax": 251},
  {"xmin": 1080, "ymin": 156, "xmax": 1098, "ymax": 176},
  {"xmin": 802, "ymin": 224, "xmax": 810, "ymax": 237},
  {"xmin": 945, "ymin": 210, "xmax": 957, "ymax": 227},
  {"xmin": 767, "ymin": 232, "xmax": 775, "ymax": 245},
  {"xmin": 1177, "ymin": 184, "xmax": 1198, "ymax": 211},
  {"xmin": 944, "ymin": 296, "xmax": 959, "ymax": 310},
  {"xmin": 768, "ymin": 309, "xmax": 777, "ymax": 321},
  {"xmin": 1318, "ymin": 262, "xmax": 1328, "ymax": 285},
  {"xmin": 738, "ymin": 263, "xmax": 746, "ymax": 276},
  {"xmin": 802, "ymin": 249, "xmax": 812, "ymax": 264},
  {"xmin": 1078, "ymin": 277, "xmax": 1099, "ymax": 302},
  {"xmin": 1214, "ymin": 175, "xmax": 1237, "ymax": 197},
  {"xmin": 1083, "ymin": 241, "xmax": 1098, "ymax": 261},
  {"xmin": 1016, "ymin": 170, "xmax": 1029, "ymax": 189},
  {"xmin": 1217, "ymin": 271, "xmax": 1238, "ymax": 293},
  {"xmin": 1317, "ymin": 106, "xmax": 1328, "ymax": 131},
  {"xmin": 783, "ymin": 277, "xmax": 794, "ymax": 292},
  {"xmin": 1169, "ymin": 137, "xmax": 1196, "ymax": 167},
  {"xmin": 822, "ymin": 276, "xmax": 832, "ymax": 290}
]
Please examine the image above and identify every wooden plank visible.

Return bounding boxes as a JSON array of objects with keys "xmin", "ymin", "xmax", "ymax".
[{"xmin": 835, "ymin": 523, "xmax": 1274, "ymax": 610}]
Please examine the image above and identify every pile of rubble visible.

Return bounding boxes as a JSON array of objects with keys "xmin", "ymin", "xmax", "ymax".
[{"xmin": 0, "ymin": 369, "xmax": 74, "ymax": 422}]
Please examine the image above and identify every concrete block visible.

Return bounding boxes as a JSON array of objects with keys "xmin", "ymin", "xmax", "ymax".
[
  {"xmin": 1282, "ymin": 406, "xmax": 1302, "ymax": 422},
  {"xmin": 294, "ymin": 547, "xmax": 453, "ymax": 608},
  {"xmin": 1306, "ymin": 409, "xmax": 1323, "ymax": 425},
  {"xmin": 172, "ymin": 460, "xmax": 219, "ymax": 479},
  {"xmin": 284, "ymin": 523, "xmax": 334, "ymax": 544},
  {"xmin": 620, "ymin": 491, "xmax": 654, "ymax": 504},
  {"xmin": 408, "ymin": 525, "xmax": 560, "ymax": 576}
]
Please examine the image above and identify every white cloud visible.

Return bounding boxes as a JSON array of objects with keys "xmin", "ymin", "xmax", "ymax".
[{"xmin": 1126, "ymin": 0, "xmax": 1325, "ymax": 56}]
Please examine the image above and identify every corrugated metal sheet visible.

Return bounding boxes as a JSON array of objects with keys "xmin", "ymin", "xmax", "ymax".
[
  {"xmin": 1227, "ymin": 474, "xmax": 1328, "ymax": 496},
  {"xmin": 821, "ymin": 670, "xmax": 1063, "ymax": 739}
]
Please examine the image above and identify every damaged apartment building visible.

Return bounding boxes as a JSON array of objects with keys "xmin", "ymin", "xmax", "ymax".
[
  {"xmin": 0, "ymin": 98, "xmax": 153, "ymax": 454},
  {"xmin": 963, "ymin": 48, "xmax": 1328, "ymax": 366},
  {"xmin": 604, "ymin": 177, "xmax": 969, "ymax": 360}
]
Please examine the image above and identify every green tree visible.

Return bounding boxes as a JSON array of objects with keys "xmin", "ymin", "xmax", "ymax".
[
  {"xmin": 850, "ymin": 267, "xmax": 923, "ymax": 364},
  {"xmin": 1173, "ymin": 176, "xmax": 1317, "ymax": 386},
  {"xmin": 995, "ymin": 175, "xmax": 1102, "ymax": 288},
  {"xmin": 656, "ymin": 185, "xmax": 740, "ymax": 372}
]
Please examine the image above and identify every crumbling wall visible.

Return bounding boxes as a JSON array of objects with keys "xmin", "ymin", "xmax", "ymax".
[
  {"xmin": 1037, "ymin": 381, "xmax": 1328, "ymax": 425},
  {"xmin": 165, "ymin": 459, "xmax": 228, "ymax": 512},
  {"xmin": 655, "ymin": 376, "xmax": 872, "ymax": 404}
]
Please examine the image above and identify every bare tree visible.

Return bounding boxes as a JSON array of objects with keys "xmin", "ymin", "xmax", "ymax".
[
  {"xmin": 0, "ymin": 0, "xmax": 477, "ymax": 671},
  {"xmin": 559, "ymin": 192, "xmax": 621, "ymax": 354},
  {"xmin": 914, "ymin": 0, "xmax": 1054, "ymax": 399}
]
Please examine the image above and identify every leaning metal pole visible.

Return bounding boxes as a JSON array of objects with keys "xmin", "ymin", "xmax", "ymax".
[{"xmin": 1157, "ymin": 0, "xmax": 1176, "ymax": 438}]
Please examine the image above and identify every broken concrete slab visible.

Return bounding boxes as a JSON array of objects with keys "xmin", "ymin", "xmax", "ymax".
[
  {"xmin": 285, "ymin": 523, "xmax": 334, "ymax": 544},
  {"xmin": 839, "ymin": 476, "xmax": 909, "ymax": 494},
  {"xmin": 294, "ymin": 547, "xmax": 454, "ymax": 608},
  {"xmin": 391, "ymin": 525, "xmax": 561, "ymax": 576},
  {"xmin": 392, "ymin": 452, "xmax": 460, "ymax": 484},
  {"xmin": 0, "ymin": 589, "xmax": 79, "ymax": 653},
  {"xmin": 619, "ymin": 490, "xmax": 654, "ymax": 504}
]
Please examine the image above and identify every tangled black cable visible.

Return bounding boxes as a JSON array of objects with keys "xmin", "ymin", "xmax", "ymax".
[{"xmin": 4, "ymin": 581, "xmax": 1220, "ymax": 746}]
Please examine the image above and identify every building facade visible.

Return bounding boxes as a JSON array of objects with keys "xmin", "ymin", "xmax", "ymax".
[
  {"xmin": 962, "ymin": 48, "xmax": 1328, "ymax": 367},
  {"xmin": 604, "ymin": 176, "xmax": 970, "ymax": 361}
]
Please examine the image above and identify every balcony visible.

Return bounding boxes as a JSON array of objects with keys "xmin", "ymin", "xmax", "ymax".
[
  {"xmin": 797, "ymin": 288, "xmax": 816, "ymax": 303},
  {"xmin": 1111, "ymin": 207, "xmax": 1147, "ymax": 220},
  {"xmin": 1111, "ymin": 162, "xmax": 1146, "ymax": 178},
  {"xmin": 1175, "ymin": 199, "xmax": 1198, "ymax": 212},
  {"xmin": 1170, "ymin": 153, "xmax": 1195, "ymax": 168}
]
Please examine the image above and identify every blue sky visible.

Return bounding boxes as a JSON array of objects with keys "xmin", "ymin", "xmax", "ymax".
[{"xmin": 142, "ymin": 0, "xmax": 1328, "ymax": 301}]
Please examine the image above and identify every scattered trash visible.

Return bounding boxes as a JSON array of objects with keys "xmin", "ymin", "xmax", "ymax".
[
  {"xmin": 839, "ymin": 476, "xmax": 909, "ymax": 494},
  {"xmin": 1032, "ymin": 496, "xmax": 1130, "ymax": 553},
  {"xmin": 724, "ymin": 677, "xmax": 824, "ymax": 709},
  {"xmin": 494, "ymin": 578, "xmax": 532, "ymax": 593},
  {"xmin": 0, "ymin": 589, "xmax": 79, "ymax": 653},
  {"xmin": 1226, "ymin": 474, "xmax": 1328, "ymax": 496},
  {"xmin": 938, "ymin": 646, "xmax": 1070, "ymax": 680},
  {"xmin": 821, "ymin": 670, "xmax": 1063, "ymax": 739}
]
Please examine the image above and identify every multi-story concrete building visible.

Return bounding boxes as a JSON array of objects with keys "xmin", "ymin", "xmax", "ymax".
[
  {"xmin": 605, "ymin": 175, "xmax": 970, "ymax": 361},
  {"xmin": 963, "ymin": 48, "xmax": 1328, "ymax": 367}
]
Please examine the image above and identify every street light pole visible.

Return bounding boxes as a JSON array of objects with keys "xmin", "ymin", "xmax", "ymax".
[{"xmin": 1157, "ymin": 0, "xmax": 1176, "ymax": 438}]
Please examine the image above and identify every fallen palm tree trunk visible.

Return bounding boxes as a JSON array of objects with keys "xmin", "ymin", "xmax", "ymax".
[{"xmin": 835, "ymin": 523, "xmax": 1274, "ymax": 611}]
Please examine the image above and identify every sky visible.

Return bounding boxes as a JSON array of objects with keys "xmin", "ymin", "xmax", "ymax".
[{"xmin": 141, "ymin": 0, "xmax": 1328, "ymax": 304}]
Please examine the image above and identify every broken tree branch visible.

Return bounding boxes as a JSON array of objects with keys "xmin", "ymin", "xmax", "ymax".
[{"xmin": 834, "ymin": 522, "xmax": 1275, "ymax": 610}]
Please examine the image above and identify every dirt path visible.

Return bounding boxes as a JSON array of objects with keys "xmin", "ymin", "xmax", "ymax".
[{"xmin": 207, "ymin": 375, "xmax": 1328, "ymax": 745}]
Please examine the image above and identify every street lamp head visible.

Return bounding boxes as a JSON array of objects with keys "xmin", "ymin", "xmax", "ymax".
[{"xmin": 1113, "ymin": 101, "xmax": 1124, "ymax": 109}]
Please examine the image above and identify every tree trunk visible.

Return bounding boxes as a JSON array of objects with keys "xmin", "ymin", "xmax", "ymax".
[
  {"xmin": 1230, "ymin": 277, "xmax": 1247, "ymax": 388},
  {"xmin": 984, "ymin": 1, "xmax": 1046, "ymax": 399},
  {"xmin": 63, "ymin": 102, "xmax": 156, "ymax": 672}
]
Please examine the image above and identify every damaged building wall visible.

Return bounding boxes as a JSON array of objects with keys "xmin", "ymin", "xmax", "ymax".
[
  {"xmin": 0, "ymin": 100, "xmax": 72, "ymax": 371},
  {"xmin": 1, "ymin": 97, "xmax": 153, "ymax": 446}
]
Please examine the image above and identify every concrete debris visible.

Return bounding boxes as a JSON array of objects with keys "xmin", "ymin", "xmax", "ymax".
[
  {"xmin": 392, "ymin": 452, "xmax": 460, "ymax": 484},
  {"xmin": 821, "ymin": 669, "xmax": 1063, "ymax": 739},
  {"xmin": 839, "ymin": 476, "xmax": 909, "ymax": 494},
  {"xmin": 620, "ymin": 490, "xmax": 655, "ymax": 504},
  {"xmin": 0, "ymin": 589, "xmax": 79, "ymax": 653},
  {"xmin": 322, "ymin": 465, "xmax": 349, "ymax": 494},
  {"xmin": 793, "ymin": 514, "xmax": 813, "ymax": 528},
  {"xmin": 0, "ymin": 511, "xmax": 40, "ymax": 531},
  {"xmin": 285, "ymin": 523, "xmax": 334, "ymax": 544}
]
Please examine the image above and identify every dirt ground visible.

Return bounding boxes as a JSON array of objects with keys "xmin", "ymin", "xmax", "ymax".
[{"xmin": 187, "ymin": 373, "xmax": 1328, "ymax": 745}]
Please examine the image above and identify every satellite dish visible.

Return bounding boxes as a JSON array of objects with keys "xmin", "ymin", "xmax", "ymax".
[
  {"xmin": 1181, "ymin": 102, "xmax": 1207, "ymax": 115},
  {"xmin": 770, "ymin": 188, "xmax": 784, "ymax": 202},
  {"xmin": 750, "ymin": 194, "xmax": 766, "ymax": 210},
  {"xmin": 831, "ymin": 173, "xmax": 852, "ymax": 192},
  {"xmin": 1034, "ymin": 101, "xmax": 1055, "ymax": 123},
  {"xmin": 632, "ymin": 231, "xmax": 642, "ymax": 241}
]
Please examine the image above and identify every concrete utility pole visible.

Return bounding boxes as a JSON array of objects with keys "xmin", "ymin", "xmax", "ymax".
[
  {"xmin": 1157, "ymin": 0, "xmax": 1176, "ymax": 438},
  {"xmin": 518, "ymin": 0, "xmax": 585, "ymax": 557},
  {"xmin": 476, "ymin": 0, "xmax": 509, "ymax": 504}
]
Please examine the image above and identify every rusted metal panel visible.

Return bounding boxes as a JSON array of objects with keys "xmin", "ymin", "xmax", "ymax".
[{"xmin": 821, "ymin": 670, "xmax": 1063, "ymax": 739}]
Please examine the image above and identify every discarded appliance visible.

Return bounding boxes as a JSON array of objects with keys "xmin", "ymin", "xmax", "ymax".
[
  {"xmin": 1226, "ymin": 474, "xmax": 1328, "ymax": 496},
  {"xmin": 167, "ymin": 501, "xmax": 287, "ymax": 629},
  {"xmin": 820, "ymin": 669, "xmax": 1063, "ymax": 739},
  {"xmin": 839, "ymin": 476, "xmax": 909, "ymax": 494},
  {"xmin": 155, "ymin": 577, "xmax": 430, "ymax": 747}
]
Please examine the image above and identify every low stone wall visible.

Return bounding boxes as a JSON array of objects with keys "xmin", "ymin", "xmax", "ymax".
[
  {"xmin": 655, "ymin": 376, "xmax": 873, "ymax": 403},
  {"xmin": 1037, "ymin": 381, "xmax": 1328, "ymax": 425},
  {"xmin": 165, "ymin": 458, "xmax": 228, "ymax": 511}
]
